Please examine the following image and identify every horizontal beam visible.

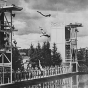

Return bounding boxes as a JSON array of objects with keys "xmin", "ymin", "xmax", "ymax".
[
  {"xmin": 0, "ymin": 5, "xmax": 23, "ymax": 12},
  {"xmin": 0, "ymin": 29, "xmax": 18, "ymax": 33},
  {"xmin": 0, "ymin": 63, "xmax": 11, "ymax": 67}
]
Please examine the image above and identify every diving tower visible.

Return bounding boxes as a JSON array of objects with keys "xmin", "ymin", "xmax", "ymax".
[
  {"xmin": 51, "ymin": 21, "xmax": 82, "ymax": 72},
  {"xmin": 0, "ymin": 2, "xmax": 22, "ymax": 85}
]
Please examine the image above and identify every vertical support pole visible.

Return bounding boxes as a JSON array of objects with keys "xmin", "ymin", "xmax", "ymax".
[
  {"xmin": 70, "ymin": 77, "xmax": 72, "ymax": 88},
  {"xmin": 76, "ymin": 75, "xmax": 79, "ymax": 88},
  {"xmin": 75, "ymin": 28, "xmax": 78, "ymax": 72},
  {"xmin": 70, "ymin": 61, "xmax": 72, "ymax": 73},
  {"xmin": 76, "ymin": 62, "xmax": 78, "ymax": 72},
  {"xmin": 8, "ymin": 77, "xmax": 9, "ymax": 83},
  {"xmin": 2, "ymin": 53, "xmax": 4, "ymax": 84},
  {"xmin": 1, "ymin": 77, "xmax": 2, "ymax": 84},
  {"xmin": 10, "ymin": 11, "xmax": 12, "ymax": 83},
  {"xmin": 70, "ymin": 27, "xmax": 72, "ymax": 62},
  {"xmin": 75, "ymin": 29, "xmax": 77, "ymax": 62}
]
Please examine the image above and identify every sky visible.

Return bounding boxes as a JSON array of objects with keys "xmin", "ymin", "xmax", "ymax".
[{"xmin": 4, "ymin": 0, "xmax": 88, "ymax": 49}]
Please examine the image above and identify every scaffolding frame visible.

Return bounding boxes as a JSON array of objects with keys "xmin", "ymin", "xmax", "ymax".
[
  {"xmin": 0, "ymin": 5, "xmax": 22, "ymax": 85},
  {"xmin": 65, "ymin": 23, "xmax": 82, "ymax": 72}
]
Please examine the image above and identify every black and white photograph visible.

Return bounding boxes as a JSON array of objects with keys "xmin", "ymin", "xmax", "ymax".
[{"xmin": 0, "ymin": 0, "xmax": 88, "ymax": 88}]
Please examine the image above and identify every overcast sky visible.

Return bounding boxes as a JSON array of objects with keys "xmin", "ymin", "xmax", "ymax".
[{"xmin": 5, "ymin": 0, "xmax": 88, "ymax": 49}]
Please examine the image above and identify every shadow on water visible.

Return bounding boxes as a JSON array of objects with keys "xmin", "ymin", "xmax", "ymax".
[{"xmin": 2, "ymin": 74, "xmax": 88, "ymax": 88}]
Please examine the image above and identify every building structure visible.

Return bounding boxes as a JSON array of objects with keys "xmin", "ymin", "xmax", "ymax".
[
  {"xmin": 0, "ymin": 2, "xmax": 22, "ymax": 84},
  {"xmin": 51, "ymin": 21, "xmax": 82, "ymax": 72}
]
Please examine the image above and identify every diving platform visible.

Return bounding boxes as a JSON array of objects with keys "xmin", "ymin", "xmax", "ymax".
[
  {"xmin": 0, "ymin": 5, "xmax": 23, "ymax": 12},
  {"xmin": 0, "ymin": 1, "xmax": 23, "ymax": 86}
]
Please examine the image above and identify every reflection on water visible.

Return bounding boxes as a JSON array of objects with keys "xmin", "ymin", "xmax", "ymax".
[
  {"xmin": 21, "ymin": 77, "xmax": 73, "ymax": 88},
  {"xmin": 6, "ymin": 74, "xmax": 88, "ymax": 88}
]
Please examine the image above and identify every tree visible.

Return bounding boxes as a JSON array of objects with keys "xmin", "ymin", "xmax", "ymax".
[
  {"xmin": 28, "ymin": 44, "xmax": 35, "ymax": 59},
  {"xmin": 28, "ymin": 42, "xmax": 62, "ymax": 68},
  {"xmin": 44, "ymin": 41, "xmax": 51, "ymax": 66},
  {"xmin": 51, "ymin": 43, "xmax": 62, "ymax": 66},
  {"xmin": 19, "ymin": 49, "xmax": 29, "ymax": 56},
  {"xmin": 41, "ymin": 42, "xmax": 46, "ymax": 66},
  {"xmin": 77, "ymin": 48, "xmax": 88, "ymax": 66},
  {"xmin": 77, "ymin": 48, "xmax": 85, "ymax": 65},
  {"xmin": 12, "ymin": 47, "xmax": 23, "ymax": 71},
  {"xmin": 85, "ymin": 49, "xmax": 88, "ymax": 66},
  {"xmin": 28, "ymin": 44, "xmax": 36, "ymax": 67},
  {"xmin": 29, "ymin": 43, "xmax": 43, "ymax": 68},
  {"xmin": 41, "ymin": 42, "xmax": 51, "ymax": 66}
]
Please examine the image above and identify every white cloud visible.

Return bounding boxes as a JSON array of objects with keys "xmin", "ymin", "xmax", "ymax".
[
  {"xmin": 13, "ymin": 33, "xmax": 50, "ymax": 49},
  {"xmin": 13, "ymin": 0, "xmax": 88, "ymax": 37},
  {"xmin": 7, "ymin": 0, "xmax": 88, "ymax": 49},
  {"xmin": 19, "ymin": 0, "xmax": 39, "ymax": 18},
  {"xmin": 12, "ymin": 10, "xmax": 88, "ymax": 48},
  {"xmin": 78, "ymin": 36, "xmax": 88, "ymax": 49},
  {"xmin": 13, "ymin": 20, "xmax": 27, "ymax": 29}
]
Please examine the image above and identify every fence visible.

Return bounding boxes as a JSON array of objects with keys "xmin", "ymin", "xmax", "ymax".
[{"xmin": 0, "ymin": 66, "xmax": 71, "ymax": 84}]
